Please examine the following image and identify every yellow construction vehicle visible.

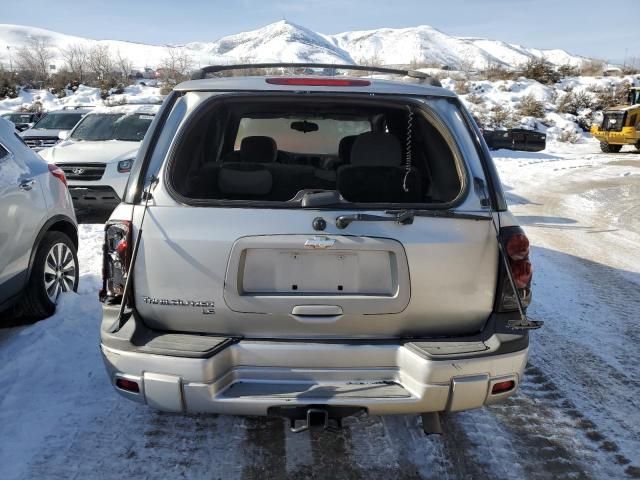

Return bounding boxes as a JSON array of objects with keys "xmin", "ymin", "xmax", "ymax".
[{"xmin": 590, "ymin": 86, "xmax": 640, "ymax": 152}]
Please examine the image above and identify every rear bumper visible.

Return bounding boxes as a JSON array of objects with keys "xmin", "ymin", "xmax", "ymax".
[
  {"xmin": 68, "ymin": 186, "xmax": 121, "ymax": 209},
  {"xmin": 101, "ymin": 308, "xmax": 528, "ymax": 416}
]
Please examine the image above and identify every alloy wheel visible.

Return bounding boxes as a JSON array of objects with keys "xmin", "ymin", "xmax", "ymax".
[{"xmin": 43, "ymin": 242, "xmax": 77, "ymax": 302}]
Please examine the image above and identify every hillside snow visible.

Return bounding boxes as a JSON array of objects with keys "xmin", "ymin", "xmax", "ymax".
[{"xmin": 0, "ymin": 21, "xmax": 587, "ymax": 72}]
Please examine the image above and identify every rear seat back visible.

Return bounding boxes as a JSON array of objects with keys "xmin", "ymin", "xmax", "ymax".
[
  {"xmin": 189, "ymin": 135, "xmax": 332, "ymax": 200},
  {"xmin": 337, "ymin": 132, "xmax": 422, "ymax": 203},
  {"xmin": 218, "ymin": 163, "xmax": 273, "ymax": 199}
]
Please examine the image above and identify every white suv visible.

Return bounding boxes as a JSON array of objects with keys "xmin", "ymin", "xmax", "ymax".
[
  {"xmin": 99, "ymin": 64, "xmax": 540, "ymax": 433},
  {"xmin": 0, "ymin": 117, "xmax": 79, "ymax": 320},
  {"xmin": 39, "ymin": 105, "xmax": 158, "ymax": 212}
]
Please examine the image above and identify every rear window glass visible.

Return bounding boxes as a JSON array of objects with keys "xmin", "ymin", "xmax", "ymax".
[
  {"xmin": 3, "ymin": 113, "xmax": 33, "ymax": 123},
  {"xmin": 34, "ymin": 113, "xmax": 84, "ymax": 130},
  {"xmin": 235, "ymin": 118, "xmax": 370, "ymax": 155},
  {"xmin": 170, "ymin": 97, "xmax": 464, "ymax": 206},
  {"xmin": 71, "ymin": 113, "xmax": 154, "ymax": 142}
]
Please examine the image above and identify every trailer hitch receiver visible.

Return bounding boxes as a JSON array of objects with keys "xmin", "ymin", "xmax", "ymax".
[{"xmin": 267, "ymin": 405, "xmax": 365, "ymax": 433}]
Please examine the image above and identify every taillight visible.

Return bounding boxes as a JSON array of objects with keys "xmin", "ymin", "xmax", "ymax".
[
  {"xmin": 265, "ymin": 77, "xmax": 371, "ymax": 87},
  {"xmin": 99, "ymin": 220, "xmax": 132, "ymax": 303},
  {"xmin": 48, "ymin": 163, "xmax": 67, "ymax": 186},
  {"xmin": 115, "ymin": 377, "xmax": 140, "ymax": 393},
  {"xmin": 491, "ymin": 380, "xmax": 516, "ymax": 395},
  {"xmin": 497, "ymin": 226, "xmax": 533, "ymax": 312}
]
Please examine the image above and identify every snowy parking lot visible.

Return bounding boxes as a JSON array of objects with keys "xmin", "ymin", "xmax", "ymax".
[{"xmin": 1, "ymin": 142, "xmax": 639, "ymax": 480}]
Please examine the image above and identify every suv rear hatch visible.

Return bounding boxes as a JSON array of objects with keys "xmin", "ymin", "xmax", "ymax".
[{"xmin": 121, "ymin": 90, "xmax": 498, "ymax": 338}]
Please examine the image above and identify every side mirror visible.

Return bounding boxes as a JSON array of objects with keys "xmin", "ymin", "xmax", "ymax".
[{"xmin": 58, "ymin": 130, "xmax": 70, "ymax": 140}]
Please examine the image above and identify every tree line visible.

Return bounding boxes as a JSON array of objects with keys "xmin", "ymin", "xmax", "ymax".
[{"xmin": 1, "ymin": 37, "xmax": 194, "ymax": 97}]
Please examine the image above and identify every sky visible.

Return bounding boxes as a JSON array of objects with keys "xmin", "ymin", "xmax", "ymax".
[{"xmin": 1, "ymin": 0, "xmax": 638, "ymax": 61}]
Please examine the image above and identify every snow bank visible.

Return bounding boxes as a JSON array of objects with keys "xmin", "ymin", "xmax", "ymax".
[
  {"xmin": 0, "ymin": 84, "xmax": 162, "ymax": 116},
  {"xmin": 445, "ymin": 74, "xmax": 640, "ymax": 148}
]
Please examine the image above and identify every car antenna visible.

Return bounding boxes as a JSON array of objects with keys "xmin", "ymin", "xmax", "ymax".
[
  {"xmin": 477, "ymin": 177, "xmax": 543, "ymax": 330},
  {"xmin": 109, "ymin": 175, "xmax": 159, "ymax": 333}
]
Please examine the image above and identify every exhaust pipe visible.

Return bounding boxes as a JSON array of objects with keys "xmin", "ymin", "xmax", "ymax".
[{"xmin": 421, "ymin": 412, "xmax": 443, "ymax": 435}]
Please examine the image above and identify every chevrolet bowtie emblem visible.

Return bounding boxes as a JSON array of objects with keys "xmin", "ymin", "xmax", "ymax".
[{"xmin": 304, "ymin": 236, "xmax": 335, "ymax": 249}]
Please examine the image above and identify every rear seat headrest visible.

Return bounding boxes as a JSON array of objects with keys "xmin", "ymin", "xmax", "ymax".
[
  {"xmin": 350, "ymin": 132, "xmax": 402, "ymax": 167},
  {"xmin": 240, "ymin": 136, "xmax": 277, "ymax": 163},
  {"xmin": 338, "ymin": 135, "xmax": 358, "ymax": 162}
]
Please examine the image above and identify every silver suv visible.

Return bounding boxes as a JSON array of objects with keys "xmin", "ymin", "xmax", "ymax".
[
  {"xmin": 0, "ymin": 117, "xmax": 79, "ymax": 320},
  {"xmin": 99, "ymin": 64, "xmax": 539, "ymax": 433}
]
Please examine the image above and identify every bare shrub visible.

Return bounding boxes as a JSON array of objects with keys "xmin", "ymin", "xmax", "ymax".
[
  {"xmin": 0, "ymin": 67, "xmax": 19, "ymax": 99},
  {"xmin": 457, "ymin": 56, "xmax": 476, "ymax": 78},
  {"xmin": 114, "ymin": 50, "xmax": 134, "ymax": 82},
  {"xmin": 61, "ymin": 44, "xmax": 89, "ymax": 82},
  {"xmin": 49, "ymin": 70, "xmax": 75, "ymax": 98},
  {"xmin": 556, "ymin": 90, "xmax": 593, "ymax": 115},
  {"xmin": 467, "ymin": 92, "xmax": 484, "ymax": 105},
  {"xmin": 622, "ymin": 57, "xmax": 640, "ymax": 75},
  {"xmin": 88, "ymin": 45, "xmax": 114, "ymax": 82},
  {"xmin": 454, "ymin": 79, "xmax": 470, "ymax": 94},
  {"xmin": 24, "ymin": 98, "xmax": 44, "ymax": 114},
  {"xmin": 483, "ymin": 63, "xmax": 513, "ymax": 81},
  {"xmin": 557, "ymin": 129, "xmax": 581, "ymax": 143},
  {"xmin": 557, "ymin": 64, "xmax": 579, "ymax": 78},
  {"xmin": 408, "ymin": 58, "xmax": 443, "ymax": 70},
  {"xmin": 592, "ymin": 82, "xmax": 631, "ymax": 110},
  {"xmin": 358, "ymin": 53, "xmax": 383, "ymax": 68},
  {"xmin": 579, "ymin": 59, "xmax": 605, "ymax": 76},
  {"xmin": 159, "ymin": 47, "xmax": 194, "ymax": 86},
  {"xmin": 520, "ymin": 57, "xmax": 560, "ymax": 84},
  {"xmin": 517, "ymin": 94, "xmax": 545, "ymax": 118},
  {"xmin": 14, "ymin": 37, "xmax": 54, "ymax": 84},
  {"xmin": 489, "ymin": 105, "xmax": 515, "ymax": 128}
]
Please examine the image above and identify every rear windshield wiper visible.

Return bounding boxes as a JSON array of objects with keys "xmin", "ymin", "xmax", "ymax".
[{"xmin": 335, "ymin": 209, "xmax": 491, "ymax": 229}]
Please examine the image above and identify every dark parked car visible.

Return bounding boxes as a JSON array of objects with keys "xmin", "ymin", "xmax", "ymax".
[
  {"xmin": 483, "ymin": 128, "xmax": 546, "ymax": 152},
  {"xmin": 1, "ymin": 112, "xmax": 42, "ymax": 132}
]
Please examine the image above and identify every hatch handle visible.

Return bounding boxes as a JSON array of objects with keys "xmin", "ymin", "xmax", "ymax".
[{"xmin": 291, "ymin": 305, "xmax": 343, "ymax": 316}]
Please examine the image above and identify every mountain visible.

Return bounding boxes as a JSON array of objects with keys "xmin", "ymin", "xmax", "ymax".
[{"xmin": 0, "ymin": 21, "xmax": 587, "ymax": 73}]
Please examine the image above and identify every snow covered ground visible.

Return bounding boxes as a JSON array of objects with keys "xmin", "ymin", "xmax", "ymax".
[
  {"xmin": 1, "ymin": 139, "xmax": 640, "ymax": 479},
  {"xmin": 0, "ymin": 84, "xmax": 163, "ymax": 116}
]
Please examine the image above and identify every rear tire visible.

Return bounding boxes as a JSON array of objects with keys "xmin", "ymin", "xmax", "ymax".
[
  {"xmin": 635, "ymin": 141, "xmax": 640, "ymax": 151},
  {"xmin": 17, "ymin": 232, "xmax": 79, "ymax": 320},
  {"xmin": 600, "ymin": 142, "xmax": 622, "ymax": 153}
]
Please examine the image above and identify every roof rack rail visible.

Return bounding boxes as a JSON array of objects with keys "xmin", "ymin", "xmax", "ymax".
[
  {"xmin": 191, "ymin": 63, "xmax": 442, "ymax": 87},
  {"xmin": 61, "ymin": 105, "xmax": 95, "ymax": 110}
]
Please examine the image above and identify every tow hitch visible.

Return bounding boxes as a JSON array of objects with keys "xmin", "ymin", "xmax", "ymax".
[{"xmin": 268, "ymin": 406, "xmax": 365, "ymax": 433}]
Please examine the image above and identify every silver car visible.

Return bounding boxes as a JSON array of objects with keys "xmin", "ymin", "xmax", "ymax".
[
  {"xmin": 20, "ymin": 108, "xmax": 89, "ymax": 151},
  {"xmin": 100, "ymin": 64, "xmax": 539, "ymax": 433},
  {"xmin": 0, "ymin": 117, "xmax": 79, "ymax": 320}
]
